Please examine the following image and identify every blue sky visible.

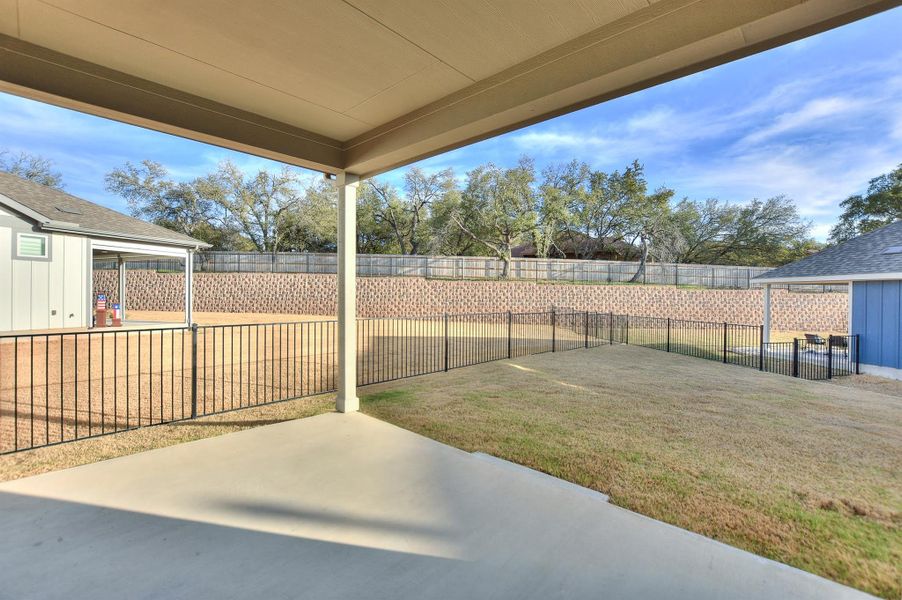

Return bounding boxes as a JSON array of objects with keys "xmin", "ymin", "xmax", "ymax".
[{"xmin": 1, "ymin": 7, "xmax": 900, "ymax": 241}]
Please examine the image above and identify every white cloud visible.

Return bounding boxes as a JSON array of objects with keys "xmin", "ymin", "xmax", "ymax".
[{"xmin": 738, "ymin": 96, "xmax": 868, "ymax": 146}]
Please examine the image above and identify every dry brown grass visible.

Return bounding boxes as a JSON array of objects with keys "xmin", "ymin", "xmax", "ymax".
[
  {"xmin": 126, "ymin": 310, "xmax": 333, "ymax": 325},
  {"xmin": 359, "ymin": 345, "xmax": 902, "ymax": 599},
  {"xmin": 769, "ymin": 329, "xmax": 847, "ymax": 343},
  {"xmin": 0, "ymin": 393, "xmax": 334, "ymax": 482},
  {"xmin": 831, "ymin": 374, "xmax": 902, "ymax": 399}
]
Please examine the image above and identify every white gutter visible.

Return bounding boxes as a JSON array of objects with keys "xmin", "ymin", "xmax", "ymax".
[{"xmin": 753, "ymin": 272, "xmax": 902, "ymax": 285}]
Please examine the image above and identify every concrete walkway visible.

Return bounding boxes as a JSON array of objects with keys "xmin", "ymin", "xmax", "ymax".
[{"xmin": 0, "ymin": 413, "xmax": 874, "ymax": 599}]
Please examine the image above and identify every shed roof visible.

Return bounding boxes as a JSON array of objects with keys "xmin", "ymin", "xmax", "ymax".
[
  {"xmin": 754, "ymin": 221, "xmax": 902, "ymax": 284},
  {"xmin": 0, "ymin": 172, "xmax": 209, "ymax": 249}
]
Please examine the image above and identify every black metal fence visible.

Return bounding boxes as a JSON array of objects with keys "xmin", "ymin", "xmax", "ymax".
[
  {"xmin": 0, "ymin": 312, "xmax": 859, "ymax": 454},
  {"xmin": 94, "ymin": 252, "xmax": 846, "ymax": 292}
]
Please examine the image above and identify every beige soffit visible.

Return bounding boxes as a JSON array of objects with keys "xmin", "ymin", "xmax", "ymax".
[{"xmin": 0, "ymin": 0, "xmax": 897, "ymax": 177}]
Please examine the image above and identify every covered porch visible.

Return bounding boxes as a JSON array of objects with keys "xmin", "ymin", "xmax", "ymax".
[
  {"xmin": 0, "ymin": 0, "xmax": 895, "ymax": 412},
  {"xmin": 92, "ymin": 239, "xmax": 195, "ymax": 329}
]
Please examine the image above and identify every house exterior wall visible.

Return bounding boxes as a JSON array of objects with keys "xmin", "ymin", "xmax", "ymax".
[
  {"xmin": 0, "ymin": 207, "xmax": 89, "ymax": 332},
  {"xmin": 852, "ymin": 280, "xmax": 902, "ymax": 378}
]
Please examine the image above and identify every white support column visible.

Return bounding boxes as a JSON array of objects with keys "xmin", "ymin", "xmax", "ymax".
[
  {"xmin": 86, "ymin": 239, "xmax": 94, "ymax": 328},
  {"xmin": 185, "ymin": 250, "xmax": 194, "ymax": 325},
  {"xmin": 336, "ymin": 173, "xmax": 360, "ymax": 413},
  {"xmin": 847, "ymin": 280, "xmax": 853, "ymax": 335},
  {"xmin": 117, "ymin": 255, "xmax": 126, "ymax": 317},
  {"xmin": 763, "ymin": 283, "xmax": 772, "ymax": 344}
]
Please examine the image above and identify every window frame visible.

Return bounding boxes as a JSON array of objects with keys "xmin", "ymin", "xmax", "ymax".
[{"xmin": 16, "ymin": 232, "xmax": 50, "ymax": 259}]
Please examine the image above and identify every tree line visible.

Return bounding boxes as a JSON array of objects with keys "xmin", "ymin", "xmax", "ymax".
[
  {"xmin": 3, "ymin": 149, "xmax": 899, "ymax": 276},
  {"xmin": 101, "ymin": 156, "xmax": 818, "ymax": 278}
]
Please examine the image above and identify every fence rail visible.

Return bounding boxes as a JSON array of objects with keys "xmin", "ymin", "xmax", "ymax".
[
  {"xmin": 0, "ymin": 313, "xmax": 859, "ymax": 454},
  {"xmin": 95, "ymin": 252, "xmax": 846, "ymax": 292}
]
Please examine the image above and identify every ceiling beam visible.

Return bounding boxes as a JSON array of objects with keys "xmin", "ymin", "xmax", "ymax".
[
  {"xmin": 343, "ymin": 0, "xmax": 898, "ymax": 177},
  {"xmin": 0, "ymin": 33, "xmax": 346, "ymax": 174},
  {"xmin": 0, "ymin": 0, "xmax": 896, "ymax": 180}
]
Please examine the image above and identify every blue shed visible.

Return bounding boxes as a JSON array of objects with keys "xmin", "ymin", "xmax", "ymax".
[{"xmin": 755, "ymin": 221, "xmax": 902, "ymax": 380}]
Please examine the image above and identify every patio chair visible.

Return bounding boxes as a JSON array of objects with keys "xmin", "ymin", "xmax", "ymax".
[
  {"xmin": 829, "ymin": 335, "xmax": 849, "ymax": 356},
  {"xmin": 804, "ymin": 333, "xmax": 826, "ymax": 353}
]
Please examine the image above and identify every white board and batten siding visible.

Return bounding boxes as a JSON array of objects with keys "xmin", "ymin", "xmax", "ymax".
[{"xmin": 0, "ymin": 207, "xmax": 89, "ymax": 332}]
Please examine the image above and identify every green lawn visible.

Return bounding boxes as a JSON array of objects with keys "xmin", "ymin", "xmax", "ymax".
[{"xmin": 360, "ymin": 345, "xmax": 902, "ymax": 599}]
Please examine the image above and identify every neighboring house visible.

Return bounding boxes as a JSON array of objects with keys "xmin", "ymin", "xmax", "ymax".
[
  {"xmin": 754, "ymin": 220, "xmax": 902, "ymax": 380},
  {"xmin": 513, "ymin": 232, "xmax": 633, "ymax": 260},
  {"xmin": 0, "ymin": 172, "xmax": 209, "ymax": 332}
]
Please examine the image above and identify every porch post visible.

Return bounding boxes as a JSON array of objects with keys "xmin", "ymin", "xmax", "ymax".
[
  {"xmin": 847, "ymin": 280, "xmax": 853, "ymax": 335},
  {"xmin": 117, "ymin": 255, "xmax": 126, "ymax": 316},
  {"xmin": 763, "ymin": 283, "xmax": 772, "ymax": 344},
  {"xmin": 185, "ymin": 250, "xmax": 194, "ymax": 325},
  {"xmin": 336, "ymin": 172, "xmax": 360, "ymax": 413}
]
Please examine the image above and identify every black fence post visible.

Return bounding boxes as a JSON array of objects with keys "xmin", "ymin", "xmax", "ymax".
[
  {"xmin": 792, "ymin": 338, "xmax": 800, "ymax": 378},
  {"xmin": 584, "ymin": 310, "xmax": 590, "ymax": 348},
  {"xmin": 666, "ymin": 318, "xmax": 671, "ymax": 352},
  {"xmin": 507, "ymin": 311, "xmax": 513, "ymax": 359},
  {"xmin": 827, "ymin": 336, "xmax": 834, "ymax": 379},
  {"xmin": 722, "ymin": 322, "xmax": 728, "ymax": 363},
  {"xmin": 625, "ymin": 314, "xmax": 630, "ymax": 345},
  {"xmin": 758, "ymin": 325, "xmax": 764, "ymax": 371},
  {"xmin": 444, "ymin": 313, "xmax": 450, "ymax": 372},
  {"xmin": 551, "ymin": 309, "xmax": 557, "ymax": 352},
  {"xmin": 190, "ymin": 324, "xmax": 198, "ymax": 418},
  {"xmin": 855, "ymin": 334, "xmax": 861, "ymax": 374}
]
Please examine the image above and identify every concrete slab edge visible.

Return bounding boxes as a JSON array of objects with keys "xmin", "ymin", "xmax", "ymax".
[{"xmin": 470, "ymin": 451, "xmax": 609, "ymax": 503}]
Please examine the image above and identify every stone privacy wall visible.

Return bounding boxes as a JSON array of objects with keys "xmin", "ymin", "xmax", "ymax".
[{"xmin": 94, "ymin": 270, "xmax": 848, "ymax": 331}]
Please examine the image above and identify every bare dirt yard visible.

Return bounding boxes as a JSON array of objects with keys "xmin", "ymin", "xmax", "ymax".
[
  {"xmin": 359, "ymin": 344, "xmax": 902, "ymax": 599},
  {"xmin": 0, "ymin": 311, "xmax": 584, "ymax": 452}
]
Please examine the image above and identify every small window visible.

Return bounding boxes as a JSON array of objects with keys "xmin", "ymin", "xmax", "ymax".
[
  {"xmin": 17, "ymin": 233, "xmax": 48, "ymax": 258},
  {"xmin": 882, "ymin": 246, "xmax": 902, "ymax": 255}
]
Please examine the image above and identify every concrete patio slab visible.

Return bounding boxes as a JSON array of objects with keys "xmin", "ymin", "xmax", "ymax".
[{"xmin": 0, "ymin": 412, "xmax": 875, "ymax": 599}]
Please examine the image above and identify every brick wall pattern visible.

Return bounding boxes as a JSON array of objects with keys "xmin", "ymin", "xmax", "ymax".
[{"xmin": 93, "ymin": 271, "xmax": 848, "ymax": 331}]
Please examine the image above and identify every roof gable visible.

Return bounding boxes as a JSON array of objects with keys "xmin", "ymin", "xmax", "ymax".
[
  {"xmin": 755, "ymin": 220, "xmax": 902, "ymax": 282},
  {"xmin": 0, "ymin": 172, "xmax": 209, "ymax": 248}
]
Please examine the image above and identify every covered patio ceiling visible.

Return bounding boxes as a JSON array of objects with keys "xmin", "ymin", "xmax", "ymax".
[{"xmin": 0, "ymin": 0, "xmax": 896, "ymax": 178}]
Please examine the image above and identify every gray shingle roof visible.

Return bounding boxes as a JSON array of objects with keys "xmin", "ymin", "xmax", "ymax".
[
  {"xmin": 0, "ymin": 172, "xmax": 209, "ymax": 248},
  {"xmin": 755, "ymin": 220, "xmax": 902, "ymax": 282}
]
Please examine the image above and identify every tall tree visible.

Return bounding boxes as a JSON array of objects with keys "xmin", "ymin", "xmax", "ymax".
[
  {"xmin": 365, "ymin": 168, "xmax": 455, "ymax": 255},
  {"xmin": 357, "ymin": 181, "xmax": 403, "ymax": 254},
  {"xmin": 565, "ymin": 160, "xmax": 645, "ymax": 259},
  {"xmin": 829, "ymin": 164, "xmax": 902, "ymax": 243},
  {"xmin": 428, "ymin": 186, "xmax": 480, "ymax": 256},
  {"xmin": 1, "ymin": 149, "xmax": 64, "ymax": 189},
  {"xmin": 714, "ymin": 196, "xmax": 811, "ymax": 266},
  {"xmin": 279, "ymin": 178, "xmax": 338, "ymax": 252},
  {"xmin": 452, "ymin": 158, "xmax": 538, "ymax": 277},
  {"xmin": 621, "ymin": 186, "xmax": 676, "ymax": 281},
  {"xmin": 669, "ymin": 198, "xmax": 734, "ymax": 264},
  {"xmin": 532, "ymin": 162, "xmax": 576, "ymax": 258},
  {"xmin": 105, "ymin": 160, "xmax": 234, "ymax": 247},
  {"xmin": 202, "ymin": 161, "xmax": 304, "ymax": 253}
]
